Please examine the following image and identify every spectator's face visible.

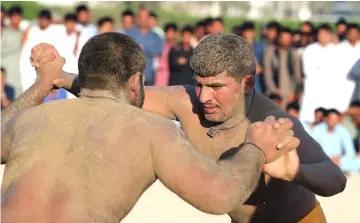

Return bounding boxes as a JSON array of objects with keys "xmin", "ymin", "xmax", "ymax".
[
  {"xmin": 182, "ymin": 31, "xmax": 192, "ymax": 44},
  {"xmin": 317, "ymin": 29, "xmax": 332, "ymax": 45},
  {"xmin": 301, "ymin": 24, "xmax": 312, "ymax": 33},
  {"xmin": 137, "ymin": 9, "xmax": 149, "ymax": 29},
  {"xmin": 287, "ymin": 108, "xmax": 299, "ymax": 118},
  {"xmin": 242, "ymin": 29, "xmax": 255, "ymax": 42},
  {"xmin": 122, "ymin": 15, "xmax": 133, "ymax": 29},
  {"xmin": 314, "ymin": 111, "xmax": 324, "ymax": 124},
  {"xmin": 77, "ymin": 10, "xmax": 89, "ymax": 24},
  {"xmin": 148, "ymin": 16, "xmax": 157, "ymax": 28},
  {"xmin": 64, "ymin": 20, "xmax": 76, "ymax": 32},
  {"xmin": 195, "ymin": 26, "xmax": 205, "ymax": 39},
  {"xmin": 336, "ymin": 24, "xmax": 347, "ymax": 36},
  {"xmin": 279, "ymin": 32, "xmax": 292, "ymax": 48},
  {"xmin": 39, "ymin": 18, "xmax": 51, "ymax": 29},
  {"xmin": 194, "ymin": 72, "xmax": 243, "ymax": 122},
  {"xmin": 347, "ymin": 28, "xmax": 360, "ymax": 43},
  {"xmin": 99, "ymin": 22, "xmax": 113, "ymax": 34},
  {"xmin": 292, "ymin": 33, "xmax": 301, "ymax": 46},
  {"xmin": 165, "ymin": 28, "xmax": 177, "ymax": 42},
  {"xmin": 326, "ymin": 113, "xmax": 340, "ymax": 130},
  {"xmin": 212, "ymin": 21, "xmax": 224, "ymax": 34},
  {"xmin": 10, "ymin": 13, "xmax": 22, "ymax": 26},
  {"xmin": 267, "ymin": 27, "xmax": 278, "ymax": 42}
]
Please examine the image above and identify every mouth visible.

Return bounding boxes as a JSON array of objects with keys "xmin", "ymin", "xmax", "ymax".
[{"xmin": 202, "ymin": 106, "xmax": 217, "ymax": 114}]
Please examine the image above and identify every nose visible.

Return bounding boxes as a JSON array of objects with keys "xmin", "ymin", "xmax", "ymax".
[{"xmin": 198, "ymin": 86, "xmax": 213, "ymax": 104}]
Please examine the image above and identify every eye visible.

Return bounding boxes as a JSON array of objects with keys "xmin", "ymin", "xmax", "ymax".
[{"xmin": 212, "ymin": 86, "xmax": 222, "ymax": 90}]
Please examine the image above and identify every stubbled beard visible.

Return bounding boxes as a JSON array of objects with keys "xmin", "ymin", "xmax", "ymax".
[{"xmin": 136, "ymin": 74, "xmax": 145, "ymax": 108}]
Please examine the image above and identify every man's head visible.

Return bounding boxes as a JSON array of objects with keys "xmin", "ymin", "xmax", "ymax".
[
  {"xmin": 286, "ymin": 102, "xmax": 300, "ymax": 118},
  {"xmin": 148, "ymin": 11, "xmax": 158, "ymax": 28},
  {"xmin": 241, "ymin": 21, "xmax": 255, "ymax": 43},
  {"xmin": 195, "ymin": 20, "xmax": 206, "ymax": 40},
  {"xmin": 211, "ymin": 17, "xmax": 224, "ymax": 34},
  {"xmin": 317, "ymin": 23, "xmax": 333, "ymax": 46},
  {"xmin": 121, "ymin": 9, "xmax": 134, "ymax": 29},
  {"xmin": 181, "ymin": 25, "xmax": 193, "ymax": 44},
  {"xmin": 336, "ymin": 18, "xmax": 348, "ymax": 41},
  {"xmin": 300, "ymin": 21, "xmax": 314, "ymax": 34},
  {"xmin": 38, "ymin": 9, "xmax": 52, "ymax": 30},
  {"xmin": 78, "ymin": 32, "xmax": 146, "ymax": 108},
  {"xmin": 266, "ymin": 21, "xmax": 280, "ymax": 44},
  {"xmin": 190, "ymin": 33, "xmax": 255, "ymax": 122},
  {"xmin": 278, "ymin": 27, "xmax": 293, "ymax": 48},
  {"xmin": 325, "ymin": 109, "xmax": 341, "ymax": 131},
  {"xmin": 314, "ymin": 107, "xmax": 326, "ymax": 124},
  {"xmin": 292, "ymin": 30, "xmax": 301, "ymax": 47},
  {"xmin": 347, "ymin": 23, "xmax": 360, "ymax": 43},
  {"xmin": 136, "ymin": 8, "xmax": 149, "ymax": 29},
  {"xmin": 76, "ymin": 4, "xmax": 90, "ymax": 25},
  {"xmin": 8, "ymin": 5, "xmax": 23, "ymax": 27},
  {"xmin": 64, "ymin": 13, "xmax": 77, "ymax": 33},
  {"xmin": 269, "ymin": 93, "xmax": 282, "ymax": 107},
  {"xmin": 164, "ymin": 23, "xmax": 178, "ymax": 42},
  {"xmin": 204, "ymin": 17, "xmax": 214, "ymax": 34},
  {"xmin": 97, "ymin": 16, "xmax": 114, "ymax": 34}
]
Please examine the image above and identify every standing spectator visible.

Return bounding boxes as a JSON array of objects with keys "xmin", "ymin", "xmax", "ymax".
[
  {"xmin": 1, "ymin": 67, "xmax": 15, "ymax": 109},
  {"xmin": 118, "ymin": 9, "xmax": 134, "ymax": 34},
  {"xmin": 20, "ymin": 9, "xmax": 57, "ymax": 92},
  {"xmin": 241, "ymin": 21, "xmax": 266, "ymax": 94},
  {"xmin": 336, "ymin": 17, "xmax": 348, "ymax": 42},
  {"xmin": 75, "ymin": 4, "xmax": 97, "ymax": 57},
  {"xmin": 312, "ymin": 109, "xmax": 360, "ymax": 176},
  {"xmin": 169, "ymin": 25, "xmax": 194, "ymax": 86},
  {"xmin": 149, "ymin": 11, "xmax": 164, "ymax": 39},
  {"xmin": 337, "ymin": 23, "xmax": 360, "ymax": 110},
  {"xmin": 264, "ymin": 27, "xmax": 302, "ymax": 109},
  {"xmin": 191, "ymin": 20, "xmax": 206, "ymax": 48},
  {"xmin": 1, "ymin": 6, "xmax": 23, "ymax": 97},
  {"xmin": 155, "ymin": 23, "xmax": 178, "ymax": 86},
  {"xmin": 300, "ymin": 24, "xmax": 338, "ymax": 123},
  {"xmin": 300, "ymin": 21, "xmax": 315, "ymax": 34},
  {"xmin": 127, "ymin": 8, "xmax": 163, "ymax": 85},
  {"xmin": 264, "ymin": 21, "xmax": 280, "ymax": 48},
  {"xmin": 97, "ymin": 16, "xmax": 114, "ymax": 34}
]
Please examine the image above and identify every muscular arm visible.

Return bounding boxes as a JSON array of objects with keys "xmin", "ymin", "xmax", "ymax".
[
  {"xmin": 1, "ymin": 82, "xmax": 50, "ymax": 163},
  {"xmin": 151, "ymin": 120, "xmax": 265, "ymax": 215},
  {"xmin": 272, "ymin": 110, "xmax": 346, "ymax": 196}
]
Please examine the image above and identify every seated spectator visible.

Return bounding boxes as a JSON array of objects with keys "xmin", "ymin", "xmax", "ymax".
[
  {"xmin": 97, "ymin": 16, "xmax": 114, "ymax": 34},
  {"xmin": 1, "ymin": 67, "xmax": 15, "ymax": 109},
  {"xmin": 313, "ymin": 107, "xmax": 327, "ymax": 127},
  {"xmin": 342, "ymin": 101, "xmax": 360, "ymax": 154},
  {"xmin": 286, "ymin": 102, "xmax": 312, "ymax": 134},
  {"xmin": 312, "ymin": 109, "xmax": 360, "ymax": 175}
]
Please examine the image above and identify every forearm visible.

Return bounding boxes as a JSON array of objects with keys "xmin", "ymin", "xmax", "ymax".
[
  {"xmin": 1, "ymin": 81, "xmax": 50, "ymax": 130},
  {"xmin": 62, "ymin": 71, "xmax": 81, "ymax": 97},
  {"xmin": 218, "ymin": 143, "xmax": 265, "ymax": 208},
  {"xmin": 295, "ymin": 162, "xmax": 346, "ymax": 197}
]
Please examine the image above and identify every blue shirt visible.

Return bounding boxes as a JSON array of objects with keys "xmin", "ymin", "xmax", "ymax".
[
  {"xmin": 312, "ymin": 122, "xmax": 356, "ymax": 158},
  {"xmin": 127, "ymin": 27, "xmax": 163, "ymax": 84},
  {"xmin": 44, "ymin": 89, "xmax": 68, "ymax": 103}
]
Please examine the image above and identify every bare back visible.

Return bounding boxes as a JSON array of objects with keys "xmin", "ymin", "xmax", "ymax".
[{"xmin": 2, "ymin": 98, "xmax": 158, "ymax": 223}]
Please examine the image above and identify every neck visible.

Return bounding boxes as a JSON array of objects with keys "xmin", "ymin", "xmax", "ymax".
[
  {"xmin": 319, "ymin": 42, "xmax": 328, "ymax": 47},
  {"xmin": 66, "ymin": 29, "xmax": 73, "ymax": 35},
  {"xmin": 349, "ymin": 40, "xmax": 357, "ymax": 47},
  {"xmin": 327, "ymin": 125, "xmax": 335, "ymax": 132},
  {"xmin": 10, "ymin": 24, "xmax": 20, "ymax": 30},
  {"xmin": 79, "ymin": 88, "xmax": 129, "ymax": 104},
  {"xmin": 139, "ymin": 27, "xmax": 149, "ymax": 34}
]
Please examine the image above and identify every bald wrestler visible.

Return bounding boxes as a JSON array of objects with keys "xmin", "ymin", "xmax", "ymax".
[
  {"xmin": 1, "ymin": 33, "xmax": 299, "ymax": 223},
  {"xmin": 31, "ymin": 34, "xmax": 346, "ymax": 223}
]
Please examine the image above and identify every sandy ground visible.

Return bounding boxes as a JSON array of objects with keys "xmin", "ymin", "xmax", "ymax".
[{"xmin": 1, "ymin": 165, "xmax": 359, "ymax": 222}]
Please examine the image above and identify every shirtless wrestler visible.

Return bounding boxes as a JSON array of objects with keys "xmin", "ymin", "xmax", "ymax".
[
  {"xmin": 30, "ymin": 33, "xmax": 347, "ymax": 223},
  {"xmin": 1, "ymin": 33, "xmax": 298, "ymax": 223}
]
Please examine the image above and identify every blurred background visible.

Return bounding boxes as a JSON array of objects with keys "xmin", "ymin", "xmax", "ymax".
[{"xmin": 1, "ymin": 1, "xmax": 359, "ymax": 222}]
